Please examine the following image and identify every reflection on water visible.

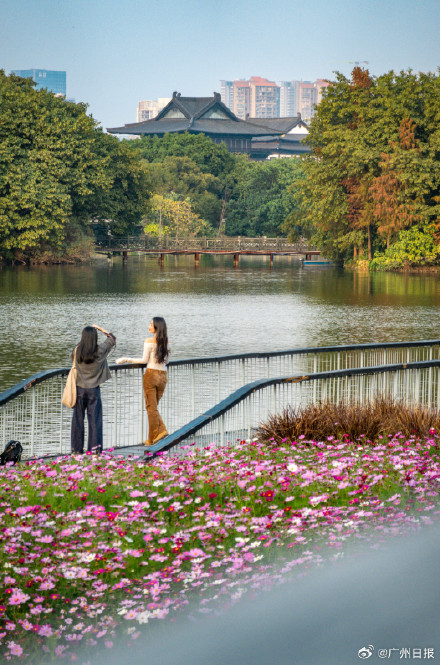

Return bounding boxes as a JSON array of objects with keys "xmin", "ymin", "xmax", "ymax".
[{"xmin": 1, "ymin": 254, "xmax": 440, "ymax": 391}]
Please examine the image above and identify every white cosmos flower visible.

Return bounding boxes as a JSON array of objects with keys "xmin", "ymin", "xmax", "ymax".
[{"xmin": 136, "ymin": 611, "xmax": 152, "ymax": 624}]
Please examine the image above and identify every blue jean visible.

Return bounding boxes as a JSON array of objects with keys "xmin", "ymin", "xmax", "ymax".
[{"xmin": 71, "ymin": 386, "xmax": 103, "ymax": 454}]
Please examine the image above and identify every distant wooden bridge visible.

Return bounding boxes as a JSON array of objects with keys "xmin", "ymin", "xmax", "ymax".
[{"xmin": 95, "ymin": 236, "xmax": 319, "ymax": 267}]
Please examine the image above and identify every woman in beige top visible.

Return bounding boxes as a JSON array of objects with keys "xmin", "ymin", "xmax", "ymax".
[{"xmin": 117, "ymin": 317, "xmax": 169, "ymax": 446}]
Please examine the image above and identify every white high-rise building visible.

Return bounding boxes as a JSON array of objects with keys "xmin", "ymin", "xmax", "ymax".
[
  {"xmin": 220, "ymin": 80, "xmax": 234, "ymax": 110},
  {"xmin": 137, "ymin": 98, "xmax": 171, "ymax": 122},
  {"xmin": 280, "ymin": 81, "xmax": 300, "ymax": 117}
]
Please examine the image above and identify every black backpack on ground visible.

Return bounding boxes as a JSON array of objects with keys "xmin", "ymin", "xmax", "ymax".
[{"xmin": 0, "ymin": 440, "xmax": 23, "ymax": 466}]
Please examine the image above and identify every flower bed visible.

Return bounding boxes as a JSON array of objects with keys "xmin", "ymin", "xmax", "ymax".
[{"xmin": 1, "ymin": 434, "xmax": 439, "ymax": 662}]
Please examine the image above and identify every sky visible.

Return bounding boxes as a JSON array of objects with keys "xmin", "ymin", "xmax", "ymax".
[{"xmin": 1, "ymin": 0, "xmax": 440, "ymax": 130}]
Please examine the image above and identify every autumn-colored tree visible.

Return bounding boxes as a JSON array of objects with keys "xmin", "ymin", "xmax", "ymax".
[
  {"xmin": 370, "ymin": 119, "xmax": 421, "ymax": 249},
  {"xmin": 286, "ymin": 68, "xmax": 440, "ymax": 266},
  {"xmin": 344, "ymin": 176, "xmax": 375, "ymax": 259}
]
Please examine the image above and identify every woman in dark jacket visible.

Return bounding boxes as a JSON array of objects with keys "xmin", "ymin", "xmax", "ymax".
[{"xmin": 71, "ymin": 324, "xmax": 115, "ymax": 454}]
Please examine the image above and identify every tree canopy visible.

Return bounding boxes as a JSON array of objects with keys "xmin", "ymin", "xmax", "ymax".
[
  {"xmin": 1, "ymin": 71, "xmax": 307, "ymax": 262},
  {"xmin": 0, "ymin": 71, "xmax": 150, "ymax": 261},
  {"xmin": 284, "ymin": 68, "xmax": 440, "ymax": 267},
  {"xmin": 127, "ymin": 132, "xmax": 235, "ymax": 180},
  {"xmin": 128, "ymin": 133, "xmax": 304, "ymax": 238},
  {"xmin": 225, "ymin": 155, "xmax": 304, "ymax": 237}
]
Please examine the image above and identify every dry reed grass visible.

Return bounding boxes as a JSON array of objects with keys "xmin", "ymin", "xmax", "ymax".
[{"xmin": 257, "ymin": 397, "xmax": 440, "ymax": 443}]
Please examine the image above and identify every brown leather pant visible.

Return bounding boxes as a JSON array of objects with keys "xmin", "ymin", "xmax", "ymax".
[{"xmin": 143, "ymin": 369, "xmax": 168, "ymax": 444}]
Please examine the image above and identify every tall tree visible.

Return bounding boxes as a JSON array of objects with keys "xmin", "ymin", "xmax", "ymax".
[
  {"xmin": 225, "ymin": 157, "xmax": 304, "ymax": 237},
  {"xmin": 0, "ymin": 71, "xmax": 151, "ymax": 261},
  {"xmin": 286, "ymin": 68, "xmax": 440, "ymax": 265},
  {"xmin": 144, "ymin": 193, "xmax": 209, "ymax": 238},
  {"xmin": 142, "ymin": 156, "xmax": 222, "ymax": 230}
]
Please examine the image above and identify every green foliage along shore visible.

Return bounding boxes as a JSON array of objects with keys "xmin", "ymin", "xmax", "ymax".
[
  {"xmin": 126, "ymin": 133, "xmax": 304, "ymax": 238},
  {"xmin": 284, "ymin": 68, "xmax": 440, "ymax": 268},
  {"xmin": 0, "ymin": 71, "xmax": 150, "ymax": 263},
  {"xmin": 3, "ymin": 68, "xmax": 440, "ymax": 268},
  {"xmin": 0, "ymin": 73, "xmax": 304, "ymax": 263}
]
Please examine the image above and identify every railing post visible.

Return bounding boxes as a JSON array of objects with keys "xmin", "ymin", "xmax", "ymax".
[
  {"xmin": 428, "ymin": 359, "xmax": 433, "ymax": 407},
  {"xmin": 113, "ymin": 373, "xmax": 118, "ymax": 447},
  {"xmin": 1, "ymin": 404, "xmax": 6, "ymax": 449},
  {"xmin": 60, "ymin": 382, "xmax": 64, "ymax": 454},
  {"xmin": 192, "ymin": 365, "xmax": 195, "ymax": 418},
  {"xmin": 415, "ymin": 369, "xmax": 421, "ymax": 404},
  {"xmin": 140, "ymin": 369, "xmax": 144, "ymax": 444},
  {"xmin": 393, "ymin": 372, "xmax": 399, "ymax": 401},
  {"xmin": 313, "ymin": 354, "xmax": 317, "ymax": 402},
  {"xmin": 30, "ymin": 389, "xmax": 36, "ymax": 458}
]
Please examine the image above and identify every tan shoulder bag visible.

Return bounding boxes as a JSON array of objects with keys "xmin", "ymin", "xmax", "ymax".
[{"xmin": 62, "ymin": 347, "xmax": 78, "ymax": 408}]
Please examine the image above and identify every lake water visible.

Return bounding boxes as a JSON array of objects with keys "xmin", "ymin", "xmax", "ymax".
[{"xmin": 1, "ymin": 254, "xmax": 440, "ymax": 392}]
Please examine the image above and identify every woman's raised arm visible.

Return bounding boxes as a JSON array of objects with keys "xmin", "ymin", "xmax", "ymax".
[{"xmin": 116, "ymin": 341, "xmax": 152, "ymax": 365}]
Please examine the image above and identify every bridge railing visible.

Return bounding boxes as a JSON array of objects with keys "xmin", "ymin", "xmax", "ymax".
[
  {"xmin": 1, "ymin": 340, "xmax": 439, "ymax": 459},
  {"xmin": 95, "ymin": 235, "xmax": 314, "ymax": 253},
  {"xmin": 151, "ymin": 360, "xmax": 440, "ymax": 455}
]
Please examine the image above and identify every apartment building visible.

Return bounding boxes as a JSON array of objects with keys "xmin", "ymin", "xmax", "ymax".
[
  {"xmin": 221, "ymin": 77, "xmax": 280, "ymax": 120},
  {"xmin": 231, "ymin": 80, "xmax": 251, "ymax": 119},
  {"xmin": 137, "ymin": 98, "xmax": 171, "ymax": 122},
  {"xmin": 249, "ymin": 76, "xmax": 280, "ymax": 119},
  {"xmin": 280, "ymin": 79, "xmax": 331, "ymax": 123},
  {"xmin": 220, "ymin": 80, "xmax": 234, "ymax": 110}
]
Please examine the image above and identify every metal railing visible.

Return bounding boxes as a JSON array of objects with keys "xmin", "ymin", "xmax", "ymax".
[
  {"xmin": 1, "ymin": 339, "xmax": 440, "ymax": 458},
  {"xmin": 152, "ymin": 360, "xmax": 440, "ymax": 455},
  {"xmin": 95, "ymin": 235, "xmax": 314, "ymax": 253}
]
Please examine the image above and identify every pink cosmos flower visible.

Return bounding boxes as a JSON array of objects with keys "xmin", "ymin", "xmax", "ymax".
[
  {"xmin": 39, "ymin": 624, "xmax": 53, "ymax": 637},
  {"xmin": 8, "ymin": 641, "xmax": 23, "ymax": 656},
  {"xmin": 55, "ymin": 645, "xmax": 68, "ymax": 656},
  {"xmin": 20, "ymin": 619, "xmax": 33, "ymax": 631},
  {"xmin": 8, "ymin": 590, "xmax": 30, "ymax": 605},
  {"xmin": 124, "ymin": 610, "xmax": 138, "ymax": 620},
  {"xmin": 187, "ymin": 548, "xmax": 205, "ymax": 558}
]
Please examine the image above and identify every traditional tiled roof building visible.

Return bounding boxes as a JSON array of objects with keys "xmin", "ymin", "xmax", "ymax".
[
  {"xmin": 249, "ymin": 114, "xmax": 310, "ymax": 160},
  {"xmin": 108, "ymin": 92, "xmax": 285, "ymax": 154}
]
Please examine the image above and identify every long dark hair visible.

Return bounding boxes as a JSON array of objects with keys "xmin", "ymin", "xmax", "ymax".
[
  {"xmin": 153, "ymin": 317, "xmax": 169, "ymax": 365},
  {"xmin": 77, "ymin": 326, "xmax": 98, "ymax": 364}
]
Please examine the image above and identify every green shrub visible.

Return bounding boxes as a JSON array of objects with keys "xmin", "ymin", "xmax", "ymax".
[{"xmin": 370, "ymin": 227, "xmax": 440, "ymax": 270}]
